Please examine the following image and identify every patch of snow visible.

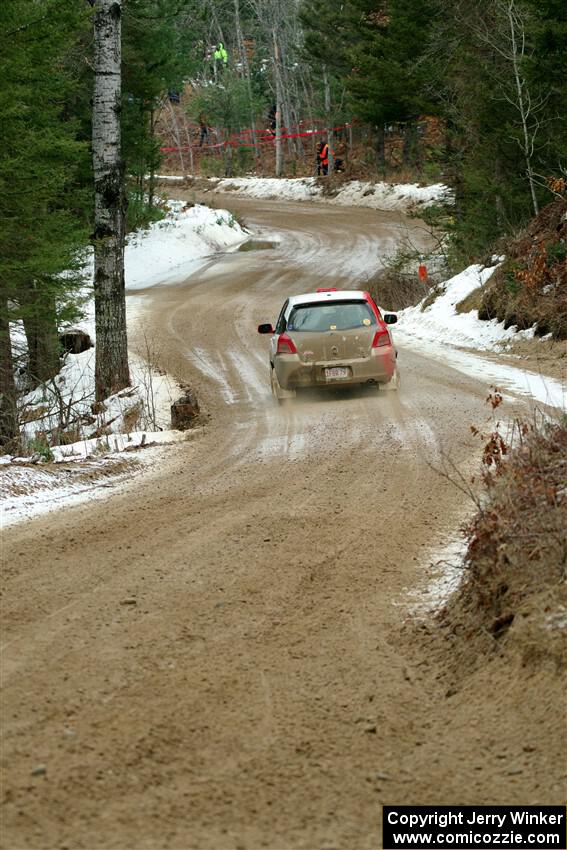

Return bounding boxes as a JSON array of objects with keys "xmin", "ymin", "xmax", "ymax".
[
  {"xmin": 395, "ymin": 262, "xmax": 566, "ymax": 409},
  {"xmin": 397, "ymin": 263, "xmax": 531, "ymax": 350},
  {"xmin": 18, "ymin": 348, "xmax": 180, "ymax": 444},
  {"xmin": 73, "ymin": 200, "xmax": 247, "ymax": 294},
  {"xmin": 329, "ymin": 179, "xmax": 451, "ymax": 210},
  {"xmin": 1, "ymin": 432, "xmax": 198, "ymax": 528},
  {"xmin": 411, "ymin": 340, "xmax": 565, "ymax": 408},
  {"xmin": 125, "ymin": 201, "xmax": 247, "ymax": 290},
  {"xmin": 210, "ymin": 176, "xmax": 451, "ymax": 210},
  {"xmin": 217, "ymin": 176, "xmax": 321, "ymax": 203},
  {"xmin": 2, "ymin": 461, "xmax": 134, "ymax": 527},
  {"xmin": 407, "ymin": 522, "xmax": 469, "ymax": 615},
  {"xmin": 13, "ymin": 200, "xmax": 245, "ymax": 452},
  {"xmin": 49, "ymin": 428, "xmax": 190, "ymax": 463}
]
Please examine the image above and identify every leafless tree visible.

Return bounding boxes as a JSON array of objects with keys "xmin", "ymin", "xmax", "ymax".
[
  {"xmin": 472, "ymin": 0, "xmax": 544, "ymax": 216},
  {"xmin": 273, "ymin": 29, "xmax": 284, "ymax": 177},
  {"xmin": 322, "ymin": 66, "xmax": 334, "ymax": 173},
  {"xmin": 0, "ymin": 302, "xmax": 20, "ymax": 450}
]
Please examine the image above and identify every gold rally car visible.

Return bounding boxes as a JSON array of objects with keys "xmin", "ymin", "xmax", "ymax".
[{"xmin": 258, "ymin": 288, "xmax": 399, "ymax": 401}]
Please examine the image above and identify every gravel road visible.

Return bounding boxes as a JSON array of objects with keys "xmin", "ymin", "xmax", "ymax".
[{"xmin": 2, "ymin": 198, "xmax": 562, "ymax": 850}]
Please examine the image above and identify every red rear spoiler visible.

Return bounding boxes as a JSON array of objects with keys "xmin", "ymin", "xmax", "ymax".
[{"xmin": 316, "ymin": 287, "xmax": 338, "ymax": 293}]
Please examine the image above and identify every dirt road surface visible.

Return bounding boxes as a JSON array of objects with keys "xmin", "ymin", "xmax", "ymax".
[{"xmin": 2, "ymin": 198, "xmax": 564, "ymax": 849}]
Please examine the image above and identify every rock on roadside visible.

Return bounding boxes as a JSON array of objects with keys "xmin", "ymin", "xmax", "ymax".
[{"xmin": 171, "ymin": 389, "xmax": 200, "ymax": 430}]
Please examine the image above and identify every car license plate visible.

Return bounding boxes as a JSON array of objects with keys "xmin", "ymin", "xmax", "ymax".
[{"xmin": 325, "ymin": 367, "xmax": 349, "ymax": 380}]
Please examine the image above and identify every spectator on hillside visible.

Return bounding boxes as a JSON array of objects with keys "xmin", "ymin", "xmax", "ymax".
[
  {"xmin": 213, "ymin": 42, "xmax": 228, "ymax": 75},
  {"xmin": 334, "ymin": 140, "xmax": 346, "ymax": 173},
  {"xmin": 317, "ymin": 140, "xmax": 329, "ymax": 175},
  {"xmin": 199, "ymin": 114, "xmax": 210, "ymax": 147}
]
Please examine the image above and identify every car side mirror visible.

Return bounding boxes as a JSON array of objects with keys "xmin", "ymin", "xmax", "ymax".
[
  {"xmin": 258, "ymin": 323, "xmax": 275, "ymax": 334},
  {"xmin": 383, "ymin": 313, "xmax": 398, "ymax": 325}
]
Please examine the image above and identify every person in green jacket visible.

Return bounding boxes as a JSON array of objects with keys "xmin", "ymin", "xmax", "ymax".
[{"xmin": 213, "ymin": 42, "xmax": 228, "ymax": 71}]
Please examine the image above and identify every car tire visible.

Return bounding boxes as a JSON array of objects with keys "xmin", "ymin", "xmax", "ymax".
[
  {"xmin": 380, "ymin": 366, "xmax": 400, "ymax": 391},
  {"xmin": 271, "ymin": 366, "xmax": 296, "ymax": 403}
]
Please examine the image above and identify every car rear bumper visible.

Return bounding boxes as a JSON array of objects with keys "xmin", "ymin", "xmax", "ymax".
[{"xmin": 274, "ymin": 349, "xmax": 396, "ymax": 389}]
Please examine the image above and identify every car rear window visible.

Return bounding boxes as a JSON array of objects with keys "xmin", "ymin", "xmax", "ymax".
[{"xmin": 287, "ymin": 300, "xmax": 377, "ymax": 332}]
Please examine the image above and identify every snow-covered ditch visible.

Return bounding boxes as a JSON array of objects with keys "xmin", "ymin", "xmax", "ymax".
[{"xmin": 160, "ymin": 175, "xmax": 452, "ymax": 211}]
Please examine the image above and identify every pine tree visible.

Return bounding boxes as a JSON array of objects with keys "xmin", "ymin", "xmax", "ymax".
[
  {"xmin": 0, "ymin": 0, "xmax": 90, "ymax": 445},
  {"xmin": 523, "ymin": 0, "xmax": 567, "ymax": 180},
  {"xmin": 346, "ymin": 0, "xmax": 437, "ymax": 169},
  {"xmin": 122, "ymin": 0, "xmax": 196, "ymax": 217}
]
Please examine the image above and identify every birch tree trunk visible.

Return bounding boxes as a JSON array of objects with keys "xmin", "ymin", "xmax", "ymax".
[
  {"xmin": 470, "ymin": 0, "xmax": 541, "ymax": 218},
  {"xmin": 91, "ymin": 0, "xmax": 130, "ymax": 402}
]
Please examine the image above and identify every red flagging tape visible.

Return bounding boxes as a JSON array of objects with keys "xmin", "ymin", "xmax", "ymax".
[{"xmin": 161, "ymin": 123, "xmax": 353, "ymax": 154}]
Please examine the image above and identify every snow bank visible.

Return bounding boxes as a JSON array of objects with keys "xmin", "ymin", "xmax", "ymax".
[
  {"xmin": 396, "ymin": 262, "xmax": 530, "ymax": 350},
  {"xmin": 125, "ymin": 200, "xmax": 247, "ymax": 289},
  {"xmin": 209, "ymin": 176, "xmax": 451, "ymax": 210},
  {"xmin": 395, "ymin": 262, "xmax": 565, "ymax": 409},
  {"xmin": 19, "ymin": 347, "xmax": 180, "ymax": 445},
  {"xmin": 2, "ymin": 430, "xmax": 199, "ymax": 527},
  {"xmin": 12, "ymin": 200, "xmax": 245, "ymax": 455}
]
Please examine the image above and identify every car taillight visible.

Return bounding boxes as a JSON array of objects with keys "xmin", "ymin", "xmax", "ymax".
[
  {"xmin": 372, "ymin": 328, "xmax": 391, "ymax": 348},
  {"xmin": 277, "ymin": 333, "xmax": 298, "ymax": 355}
]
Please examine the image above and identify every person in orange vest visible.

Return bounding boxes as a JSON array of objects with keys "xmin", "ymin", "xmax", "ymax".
[
  {"xmin": 320, "ymin": 140, "xmax": 330, "ymax": 175},
  {"xmin": 316, "ymin": 140, "xmax": 330, "ymax": 175}
]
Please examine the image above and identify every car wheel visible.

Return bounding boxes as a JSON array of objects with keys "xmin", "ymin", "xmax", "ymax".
[
  {"xmin": 380, "ymin": 366, "xmax": 400, "ymax": 391},
  {"xmin": 270, "ymin": 366, "xmax": 296, "ymax": 403}
]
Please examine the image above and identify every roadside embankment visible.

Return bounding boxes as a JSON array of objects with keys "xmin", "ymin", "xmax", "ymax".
[
  {"xmin": 446, "ymin": 413, "xmax": 567, "ymax": 672},
  {"xmin": 479, "ymin": 197, "xmax": 567, "ymax": 339},
  {"xmin": 395, "ymin": 412, "xmax": 567, "ymax": 807}
]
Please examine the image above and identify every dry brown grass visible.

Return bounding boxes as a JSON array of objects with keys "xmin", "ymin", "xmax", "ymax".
[
  {"xmin": 121, "ymin": 402, "xmax": 143, "ymax": 434},
  {"xmin": 435, "ymin": 402, "xmax": 567, "ymax": 682},
  {"xmin": 366, "ymin": 268, "xmax": 432, "ymax": 312},
  {"xmin": 450, "ymin": 401, "xmax": 566, "ymax": 648}
]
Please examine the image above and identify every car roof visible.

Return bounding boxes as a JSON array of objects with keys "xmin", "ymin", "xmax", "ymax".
[{"xmin": 287, "ymin": 289, "xmax": 367, "ymax": 308}]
